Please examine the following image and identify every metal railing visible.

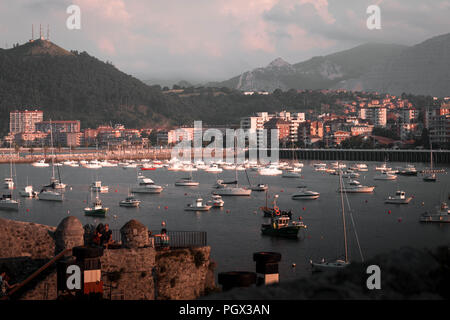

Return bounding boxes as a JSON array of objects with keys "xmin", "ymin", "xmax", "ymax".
[
  {"xmin": 152, "ymin": 231, "xmax": 207, "ymax": 249},
  {"xmin": 111, "ymin": 230, "xmax": 207, "ymax": 249}
]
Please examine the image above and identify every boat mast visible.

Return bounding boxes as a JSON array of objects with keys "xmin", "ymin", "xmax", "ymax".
[
  {"xmin": 338, "ymin": 162, "xmax": 348, "ymax": 263},
  {"xmin": 50, "ymin": 119, "xmax": 55, "ymax": 179}
]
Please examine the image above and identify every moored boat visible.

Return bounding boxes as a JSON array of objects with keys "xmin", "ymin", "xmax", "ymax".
[{"xmin": 385, "ymin": 191, "xmax": 412, "ymax": 204}]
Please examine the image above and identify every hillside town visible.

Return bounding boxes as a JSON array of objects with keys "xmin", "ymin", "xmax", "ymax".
[{"xmin": 3, "ymin": 91, "xmax": 450, "ymax": 150}]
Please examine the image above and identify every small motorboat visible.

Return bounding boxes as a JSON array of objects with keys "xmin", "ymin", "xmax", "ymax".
[
  {"xmin": 374, "ymin": 171, "xmax": 397, "ymax": 180},
  {"xmin": 205, "ymin": 164, "xmax": 222, "ymax": 173},
  {"xmin": 212, "ymin": 180, "xmax": 252, "ymax": 196},
  {"xmin": 119, "ymin": 196, "xmax": 141, "ymax": 207},
  {"xmin": 84, "ymin": 197, "xmax": 108, "ymax": 216},
  {"xmin": 31, "ymin": 160, "xmax": 49, "ymax": 167},
  {"xmin": 291, "ymin": 188, "xmax": 320, "ymax": 200},
  {"xmin": 261, "ymin": 214, "xmax": 306, "ymax": 238},
  {"xmin": 185, "ymin": 198, "xmax": 212, "ymax": 211},
  {"xmin": 397, "ymin": 165, "xmax": 418, "ymax": 176},
  {"xmin": 251, "ymin": 184, "xmax": 268, "ymax": 191},
  {"xmin": 209, "ymin": 195, "xmax": 224, "ymax": 208},
  {"xmin": 90, "ymin": 181, "xmax": 109, "ymax": 193},
  {"xmin": 19, "ymin": 185, "xmax": 38, "ymax": 198},
  {"xmin": 131, "ymin": 174, "xmax": 163, "ymax": 194},
  {"xmin": 385, "ymin": 191, "xmax": 412, "ymax": 204}
]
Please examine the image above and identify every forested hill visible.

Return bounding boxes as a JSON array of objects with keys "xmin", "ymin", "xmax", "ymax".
[{"xmin": 0, "ymin": 39, "xmax": 175, "ymax": 134}]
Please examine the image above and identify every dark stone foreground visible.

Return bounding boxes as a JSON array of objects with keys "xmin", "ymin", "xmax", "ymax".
[{"xmin": 204, "ymin": 246, "xmax": 449, "ymax": 300}]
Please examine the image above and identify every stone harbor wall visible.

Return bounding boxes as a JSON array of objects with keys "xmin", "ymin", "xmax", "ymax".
[
  {"xmin": 100, "ymin": 247, "xmax": 156, "ymax": 300},
  {"xmin": 0, "ymin": 217, "xmax": 216, "ymax": 300},
  {"xmin": 155, "ymin": 247, "xmax": 216, "ymax": 300},
  {"xmin": 0, "ymin": 218, "xmax": 56, "ymax": 259}
]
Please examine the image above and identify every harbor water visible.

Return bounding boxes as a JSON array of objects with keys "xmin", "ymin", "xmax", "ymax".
[{"xmin": 0, "ymin": 161, "xmax": 449, "ymax": 282}]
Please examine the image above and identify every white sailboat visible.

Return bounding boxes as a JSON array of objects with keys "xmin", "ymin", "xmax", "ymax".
[
  {"xmin": 423, "ymin": 145, "xmax": 437, "ymax": 182},
  {"xmin": 0, "ymin": 145, "xmax": 18, "ymax": 210},
  {"xmin": 38, "ymin": 120, "xmax": 64, "ymax": 201},
  {"xmin": 311, "ymin": 165, "xmax": 364, "ymax": 271}
]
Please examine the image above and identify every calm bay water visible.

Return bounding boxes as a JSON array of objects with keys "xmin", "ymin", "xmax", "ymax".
[{"xmin": 1, "ymin": 161, "xmax": 449, "ymax": 282}]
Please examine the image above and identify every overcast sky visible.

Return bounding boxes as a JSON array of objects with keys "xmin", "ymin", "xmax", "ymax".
[{"xmin": 0, "ymin": 0, "xmax": 449, "ymax": 83}]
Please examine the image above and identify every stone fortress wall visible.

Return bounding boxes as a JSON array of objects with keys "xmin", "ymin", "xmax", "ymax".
[{"xmin": 0, "ymin": 217, "xmax": 215, "ymax": 300}]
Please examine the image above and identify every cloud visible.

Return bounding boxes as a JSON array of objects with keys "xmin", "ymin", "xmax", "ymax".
[{"xmin": 0, "ymin": 0, "xmax": 449, "ymax": 82}]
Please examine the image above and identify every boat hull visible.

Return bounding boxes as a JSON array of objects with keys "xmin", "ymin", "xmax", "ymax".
[
  {"xmin": 84, "ymin": 208, "xmax": 108, "ymax": 216},
  {"xmin": 261, "ymin": 225, "xmax": 301, "ymax": 238}
]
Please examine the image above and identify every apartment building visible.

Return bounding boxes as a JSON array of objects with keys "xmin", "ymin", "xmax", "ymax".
[{"xmin": 9, "ymin": 110, "xmax": 44, "ymax": 133}]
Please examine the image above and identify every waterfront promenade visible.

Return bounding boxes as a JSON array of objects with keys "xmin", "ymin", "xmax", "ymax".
[{"xmin": 1, "ymin": 147, "xmax": 450, "ymax": 164}]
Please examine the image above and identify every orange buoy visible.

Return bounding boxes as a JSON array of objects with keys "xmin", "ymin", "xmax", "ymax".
[
  {"xmin": 398, "ymin": 217, "xmax": 403, "ymax": 222},
  {"xmin": 299, "ymin": 217, "xmax": 302, "ymax": 220},
  {"xmin": 226, "ymin": 210, "xmax": 230, "ymax": 213},
  {"xmin": 280, "ymin": 189, "xmax": 284, "ymax": 192},
  {"xmin": 164, "ymin": 206, "xmax": 168, "ymax": 210},
  {"xmin": 115, "ymin": 189, "xmax": 118, "ymax": 192},
  {"xmin": 26, "ymin": 209, "xmax": 29, "ymax": 212},
  {"xmin": 388, "ymin": 210, "xmax": 391, "ymax": 214},
  {"xmin": 302, "ymin": 207, "xmax": 305, "ymax": 211}
]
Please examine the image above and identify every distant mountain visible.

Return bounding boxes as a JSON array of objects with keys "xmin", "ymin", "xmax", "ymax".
[
  {"xmin": 334, "ymin": 33, "xmax": 450, "ymax": 97},
  {"xmin": 208, "ymin": 43, "xmax": 408, "ymax": 92}
]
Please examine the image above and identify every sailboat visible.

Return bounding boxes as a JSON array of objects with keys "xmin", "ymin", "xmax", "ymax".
[
  {"xmin": 0, "ymin": 144, "xmax": 19, "ymax": 210},
  {"xmin": 4, "ymin": 145, "xmax": 14, "ymax": 189},
  {"xmin": 175, "ymin": 165, "xmax": 199, "ymax": 186},
  {"xmin": 423, "ymin": 144, "xmax": 437, "ymax": 182},
  {"xmin": 310, "ymin": 164, "xmax": 363, "ymax": 271},
  {"xmin": 38, "ymin": 120, "xmax": 64, "ymax": 201},
  {"xmin": 212, "ymin": 162, "xmax": 252, "ymax": 196}
]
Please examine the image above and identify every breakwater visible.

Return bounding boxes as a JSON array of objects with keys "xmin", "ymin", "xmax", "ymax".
[{"xmin": 278, "ymin": 148, "xmax": 450, "ymax": 164}]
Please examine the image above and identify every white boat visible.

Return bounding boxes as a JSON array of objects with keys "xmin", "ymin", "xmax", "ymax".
[
  {"xmin": 99, "ymin": 160, "xmax": 118, "ymax": 167},
  {"xmin": 209, "ymin": 195, "xmax": 224, "ymax": 208},
  {"xmin": 0, "ymin": 194, "xmax": 19, "ymax": 211},
  {"xmin": 212, "ymin": 180, "xmax": 252, "ymax": 196},
  {"xmin": 131, "ymin": 174, "xmax": 163, "ymax": 194},
  {"xmin": 19, "ymin": 185, "xmax": 38, "ymax": 198},
  {"xmin": 355, "ymin": 163, "xmax": 368, "ymax": 172},
  {"xmin": 291, "ymin": 188, "xmax": 320, "ymax": 200},
  {"xmin": 251, "ymin": 184, "xmax": 268, "ymax": 191},
  {"xmin": 205, "ymin": 164, "xmax": 223, "ymax": 173},
  {"xmin": 258, "ymin": 165, "xmax": 282, "ymax": 176},
  {"xmin": 90, "ymin": 181, "xmax": 109, "ymax": 193},
  {"xmin": 119, "ymin": 195, "xmax": 141, "ymax": 207},
  {"xmin": 122, "ymin": 163, "xmax": 137, "ymax": 169},
  {"xmin": 311, "ymin": 164, "xmax": 361, "ymax": 272},
  {"xmin": 331, "ymin": 162, "xmax": 346, "ymax": 169},
  {"xmin": 374, "ymin": 171, "xmax": 397, "ymax": 180},
  {"xmin": 339, "ymin": 184, "xmax": 375, "ymax": 193},
  {"xmin": 385, "ymin": 191, "xmax": 412, "ymax": 204},
  {"xmin": 282, "ymin": 170, "xmax": 301, "ymax": 178},
  {"xmin": 420, "ymin": 202, "xmax": 450, "ymax": 223},
  {"xmin": 313, "ymin": 163, "xmax": 327, "ymax": 168},
  {"xmin": 31, "ymin": 160, "xmax": 49, "ymax": 167},
  {"xmin": 167, "ymin": 163, "xmax": 182, "ymax": 171},
  {"xmin": 38, "ymin": 189, "xmax": 64, "ymax": 201},
  {"xmin": 293, "ymin": 162, "xmax": 304, "ymax": 168},
  {"xmin": 175, "ymin": 177, "xmax": 200, "ymax": 186},
  {"xmin": 185, "ymin": 198, "xmax": 212, "ymax": 211},
  {"xmin": 375, "ymin": 163, "xmax": 391, "ymax": 171},
  {"xmin": 83, "ymin": 162, "xmax": 102, "ymax": 169},
  {"xmin": 398, "ymin": 164, "xmax": 418, "ymax": 176},
  {"xmin": 4, "ymin": 177, "xmax": 14, "ymax": 189}
]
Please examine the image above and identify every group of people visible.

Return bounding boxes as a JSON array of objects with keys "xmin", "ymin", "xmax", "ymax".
[{"xmin": 91, "ymin": 223, "xmax": 114, "ymax": 248}]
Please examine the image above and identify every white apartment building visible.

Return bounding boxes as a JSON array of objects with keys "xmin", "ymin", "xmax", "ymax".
[
  {"xmin": 9, "ymin": 110, "xmax": 44, "ymax": 134},
  {"xmin": 240, "ymin": 111, "xmax": 305, "ymax": 144},
  {"xmin": 358, "ymin": 107, "xmax": 387, "ymax": 127}
]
